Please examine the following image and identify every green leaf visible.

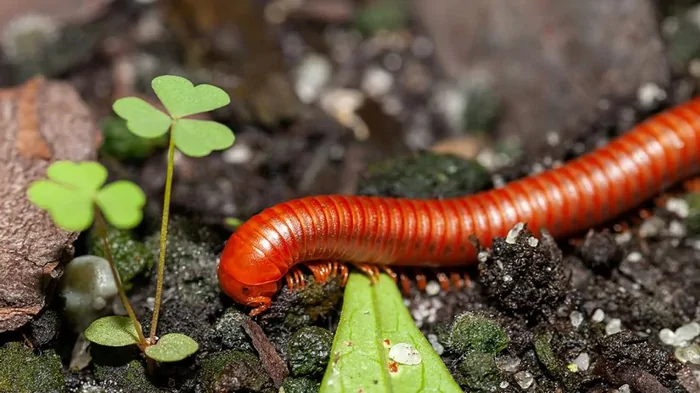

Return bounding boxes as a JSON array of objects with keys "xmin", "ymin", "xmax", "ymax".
[
  {"xmin": 172, "ymin": 119, "xmax": 235, "ymax": 157},
  {"xmin": 27, "ymin": 180, "xmax": 94, "ymax": 231},
  {"xmin": 47, "ymin": 161, "xmax": 107, "ymax": 192},
  {"xmin": 113, "ymin": 97, "xmax": 172, "ymax": 138},
  {"xmin": 151, "ymin": 75, "xmax": 230, "ymax": 118},
  {"xmin": 84, "ymin": 316, "xmax": 141, "ymax": 347},
  {"xmin": 95, "ymin": 181, "xmax": 146, "ymax": 229},
  {"xmin": 320, "ymin": 274, "xmax": 462, "ymax": 393},
  {"xmin": 26, "ymin": 161, "xmax": 108, "ymax": 232},
  {"xmin": 144, "ymin": 333, "xmax": 199, "ymax": 362}
]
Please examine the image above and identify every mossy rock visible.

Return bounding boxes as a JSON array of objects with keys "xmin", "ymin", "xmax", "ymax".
[
  {"xmin": 447, "ymin": 312, "xmax": 509, "ymax": 355},
  {"xmin": 280, "ymin": 376, "xmax": 320, "ymax": 393},
  {"xmin": 0, "ymin": 342, "xmax": 64, "ymax": 393},
  {"xmin": 199, "ymin": 350, "xmax": 274, "ymax": 393},
  {"xmin": 286, "ymin": 326, "xmax": 333, "ymax": 377},
  {"xmin": 93, "ymin": 359, "xmax": 159, "ymax": 393},
  {"xmin": 90, "ymin": 226, "xmax": 155, "ymax": 290}
]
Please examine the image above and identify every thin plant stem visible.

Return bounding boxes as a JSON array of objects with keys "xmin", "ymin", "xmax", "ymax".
[
  {"xmin": 149, "ymin": 131, "xmax": 176, "ymax": 341},
  {"xmin": 94, "ymin": 209, "xmax": 147, "ymax": 348}
]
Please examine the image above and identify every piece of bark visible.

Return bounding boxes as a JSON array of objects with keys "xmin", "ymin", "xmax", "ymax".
[
  {"xmin": 413, "ymin": 0, "xmax": 670, "ymax": 155},
  {"xmin": 0, "ymin": 76, "xmax": 99, "ymax": 332}
]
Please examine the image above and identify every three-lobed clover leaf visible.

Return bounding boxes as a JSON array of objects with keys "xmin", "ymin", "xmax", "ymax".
[
  {"xmin": 84, "ymin": 316, "xmax": 141, "ymax": 347},
  {"xmin": 144, "ymin": 333, "xmax": 199, "ymax": 362},
  {"xmin": 113, "ymin": 75, "xmax": 235, "ymax": 158},
  {"xmin": 27, "ymin": 161, "xmax": 146, "ymax": 232}
]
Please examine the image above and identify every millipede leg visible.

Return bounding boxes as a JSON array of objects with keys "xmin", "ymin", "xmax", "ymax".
[
  {"xmin": 307, "ymin": 262, "xmax": 331, "ymax": 283},
  {"xmin": 337, "ymin": 263, "xmax": 349, "ymax": 286},
  {"xmin": 436, "ymin": 272, "xmax": 450, "ymax": 292},
  {"xmin": 380, "ymin": 266, "xmax": 398, "ymax": 283},
  {"xmin": 285, "ymin": 267, "xmax": 306, "ymax": 292},
  {"xmin": 415, "ymin": 272, "xmax": 427, "ymax": 291},
  {"xmin": 399, "ymin": 273, "xmax": 412, "ymax": 295},
  {"xmin": 463, "ymin": 273, "xmax": 473, "ymax": 288},
  {"xmin": 449, "ymin": 272, "xmax": 464, "ymax": 290},
  {"xmin": 353, "ymin": 263, "xmax": 381, "ymax": 283}
]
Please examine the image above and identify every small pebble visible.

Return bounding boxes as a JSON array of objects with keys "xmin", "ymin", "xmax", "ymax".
[
  {"xmin": 495, "ymin": 355, "xmax": 521, "ymax": 372},
  {"xmin": 666, "ymin": 198, "xmax": 690, "ymax": 218},
  {"xmin": 660, "ymin": 328, "xmax": 677, "ymax": 346},
  {"xmin": 606, "ymin": 318, "xmax": 622, "ymax": 335},
  {"xmin": 361, "ymin": 66, "xmax": 394, "ymax": 98},
  {"xmin": 477, "ymin": 251, "xmax": 489, "ymax": 263},
  {"xmin": 572, "ymin": 353, "xmax": 590, "ymax": 371},
  {"xmin": 570, "ymin": 311, "xmax": 584, "ymax": 328},
  {"xmin": 637, "ymin": 83, "xmax": 666, "ymax": 109},
  {"xmin": 626, "ymin": 252, "xmax": 642, "ymax": 263},
  {"xmin": 592, "ymin": 309, "xmax": 605, "ymax": 322},
  {"xmin": 294, "ymin": 53, "xmax": 332, "ymax": 103},
  {"xmin": 425, "ymin": 281, "xmax": 441, "ymax": 296},
  {"xmin": 528, "ymin": 237, "xmax": 539, "ymax": 247},
  {"xmin": 388, "ymin": 343, "xmax": 422, "ymax": 365},
  {"xmin": 618, "ymin": 384, "xmax": 631, "ymax": 393},
  {"xmin": 675, "ymin": 344, "xmax": 700, "ymax": 364},
  {"xmin": 676, "ymin": 322, "xmax": 700, "ymax": 342},
  {"xmin": 615, "ymin": 231, "xmax": 632, "ymax": 244},
  {"xmin": 499, "ymin": 381, "xmax": 509, "ymax": 389},
  {"xmin": 514, "ymin": 371, "xmax": 534, "ymax": 389},
  {"xmin": 506, "ymin": 222, "xmax": 525, "ymax": 244}
]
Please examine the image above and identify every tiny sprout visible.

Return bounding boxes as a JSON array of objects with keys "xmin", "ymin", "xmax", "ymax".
[{"xmin": 27, "ymin": 161, "xmax": 145, "ymax": 231}]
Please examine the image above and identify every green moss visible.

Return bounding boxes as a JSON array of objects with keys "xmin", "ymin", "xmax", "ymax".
[
  {"xmin": 93, "ymin": 359, "xmax": 158, "ymax": 393},
  {"xmin": 90, "ymin": 226, "xmax": 154, "ymax": 290},
  {"xmin": 0, "ymin": 342, "xmax": 64, "ymax": 393},
  {"xmin": 533, "ymin": 332, "xmax": 565, "ymax": 379},
  {"xmin": 447, "ymin": 312, "xmax": 509, "ymax": 355},
  {"xmin": 100, "ymin": 115, "xmax": 168, "ymax": 160},
  {"xmin": 199, "ymin": 350, "xmax": 274, "ymax": 393},
  {"xmin": 280, "ymin": 376, "xmax": 320, "ymax": 393},
  {"xmin": 456, "ymin": 352, "xmax": 500, "ymax": 392},
  {"xmin": 358, "ymin": 152, "xmax": 492, "ymax": 199},
  {"xmin": 287, "ymin": 326, "xmax": 333, "ymax": 377},
  {"xmin": 214, "ymin": 308, "xmax": 254, "ymax": 352}
]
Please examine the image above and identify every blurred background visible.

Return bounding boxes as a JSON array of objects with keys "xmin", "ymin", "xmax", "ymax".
[{"xmin": 0, "ymin": 0, "xmax": 697, "ymax": 224}]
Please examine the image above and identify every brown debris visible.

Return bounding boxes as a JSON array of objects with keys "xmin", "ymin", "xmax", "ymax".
[
  {"xmin": 242, "ymin": 318, "xmax": 289, "ymax": 388},
  {"xmin": 0, "ymin": 76, "xmax": 99, "ymax": 332}
]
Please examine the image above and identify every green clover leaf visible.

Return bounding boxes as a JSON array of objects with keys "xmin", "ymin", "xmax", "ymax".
[
  {"xmin": 151, "ymin": 75, "xmax": 230, "ymax": 118},
  {"xmin": 84, "ymin": 316, "xmax": 141, "ymax": 347},
  {"xmin": 172, "ymin": 119, "xmax": 235, "ymax": 157},
  {"xmin": 95, "ymin": 181, "xmax": 146, "ymax": 230},
  {"xmin": 27, "ymin": 161, "xmax": 146, "ymax": 232},
  {"xmin": 144, "ymin": 333, "xmax": 199, "ymax": 362},
  {"xmin": 112, "ymin": 97, "xmax": 172, "ymax": 138}
]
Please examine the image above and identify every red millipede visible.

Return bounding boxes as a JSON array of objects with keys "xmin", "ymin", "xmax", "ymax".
[{"xmin": 218, "ymin": 98, "xmax": 700, "ymax": 316}]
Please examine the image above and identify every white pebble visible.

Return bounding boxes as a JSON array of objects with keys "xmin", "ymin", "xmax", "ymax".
[
  {"xmin": 499, "ymin": 381, "xmax": 510, "ymax": 389},
  {"xmin": 592, "ymin": 309, "xmax": 605, "ymax": 322},
  {"xmin": 675, "ymin": 322, "xmax": 700, "ymax": 343},
  {"xmin": 528, "ymin": 237, "xmax": 539, "ymax": 247},
  {"xmin": 618, "ymin": 384, "xmax": 631, "ymax": 393},
  {"xmin": 477, "ymin": 251, "xmax": 489, "ymax": 263},
  {"xmin": 638, "ymin": 217, "xmax": 664, "ymax": 238},
  {"xmin": 626, "ymin": 252, "xmax": 642, "ymax": 263},
  {"xmin": 666, "ymin": 198, "xmax": 690, "ymax": 218},
  {"xmin": 572, "ymin": 353, "xmax": 590, "ymax": 371},
  {"xmin": 427, "ymin": 334, "xmax": 444, "ymax": 355},
  {"xmin": 506, "ymin": 222, "xmax": 525, "ymax": 244},
  {"xmin": 503, "ymin": 275, "xmax": 513, "ymax": 283},
  {"xmin": 637, "ymin": 83, "xmax": 666, "ymax": 109},
  {"xmin": 388, "ymin": 343, "xmax": 422, "ymax": 365},
  {"xmin": 570, "ymin": 311, "xmax": 584, "ymax": 328},
  {"xmin": 606, "ymin": 318, "xmax": 622, "ymax": 335},
  {"xmin": 546, "ymin": 131, "xmax": 560, "ymax": 146},
  {"xmin": 514, "ymin": 371, "xmax": 534, "ymax": 389},
  {"xmin": 615, "ymin": 231, "xmax": 632, "ymax": 244},
  {"xmin": 222, "ymin": 143, "xmax": 253, "ymax": 164},
  {"xmin": 294, "ymin": 53, "xmax": 332, "ymax": 103},
  {"xmin": 361, "ymin": 66, "xmax": 394, "ymax": 98},
  {"xmin": 425, "ymin": 281, "xmax": 441, "ymax": 296},
  {"xmin": 659, "ymin": 328, "xmax": 677, "ymax": 346}
]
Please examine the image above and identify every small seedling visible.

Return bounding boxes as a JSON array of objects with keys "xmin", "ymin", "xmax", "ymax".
[{"xmin": 27, "ymin": 75, "xmax": 234, "ymax": 370}]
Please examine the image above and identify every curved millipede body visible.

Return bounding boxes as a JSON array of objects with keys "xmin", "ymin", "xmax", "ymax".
[{"xmin": 218, "ymin": 98, "xmax": 700, "ymax": 316}]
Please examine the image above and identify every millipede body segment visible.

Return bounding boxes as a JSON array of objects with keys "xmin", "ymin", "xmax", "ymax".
[{"xmin": 218, "ymin": 98, "xmax": 700, "ymax": 316}]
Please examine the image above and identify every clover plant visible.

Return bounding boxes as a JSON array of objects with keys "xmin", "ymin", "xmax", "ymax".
[{"xmin": 27, "ymin": 75, "xmax": 235, "ymax": 370}]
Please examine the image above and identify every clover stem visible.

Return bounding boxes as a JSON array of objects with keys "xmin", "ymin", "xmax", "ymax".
[
  {"xmin": 94, "ymin": 209, "xmax": 148, "ymax": 348},
  {"xmin": 149, "ymin": 130, "xmax": 176, "ymax": 341}
]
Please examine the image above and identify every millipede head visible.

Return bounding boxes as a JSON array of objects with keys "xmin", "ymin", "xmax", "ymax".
[{"xmin": 217, "ymin": 263, "xmax": 280, "ymax": 316}]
